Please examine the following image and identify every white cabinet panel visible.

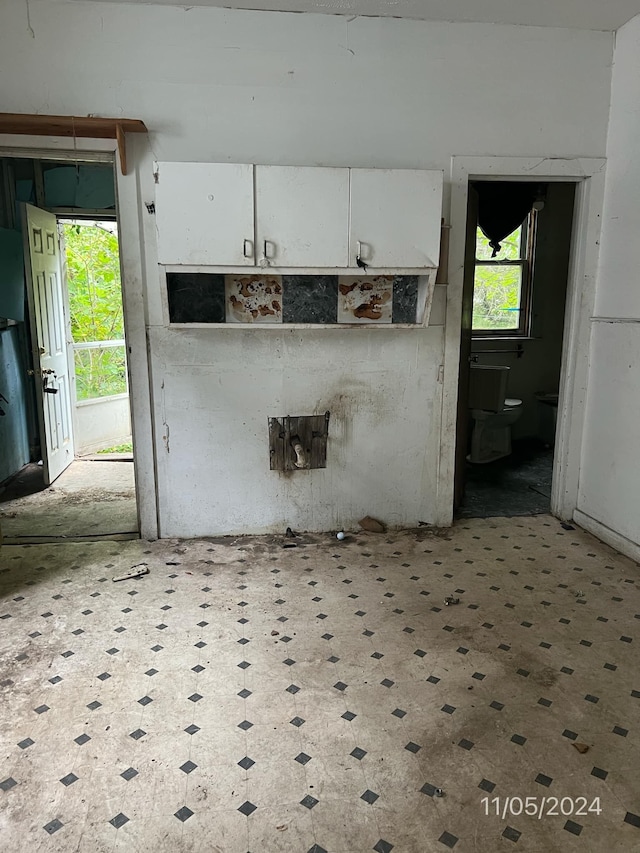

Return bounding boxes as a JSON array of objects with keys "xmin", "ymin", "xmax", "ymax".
[
  {"xmin": 155, "ymin": 162, "xmax": 255, "ymax": 266},
  {"xmin": 255, "ymin": 166, "xmax": 349, "ymax": 268},
  {"xmin": 349, "ymin": 169, "xmax": 443, "ymax": 269}
]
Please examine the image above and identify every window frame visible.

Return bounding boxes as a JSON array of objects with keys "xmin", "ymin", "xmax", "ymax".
[{"xmin": 472, "ymin": 211, "xmax": 537, "ymax": 338}]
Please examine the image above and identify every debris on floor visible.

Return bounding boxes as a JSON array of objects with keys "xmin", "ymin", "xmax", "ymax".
[
  {"xmin": 112, "ymin": 563, "xmax": 149, "ymax": 582},
  {"xmin": 1, "ymin": 514, "xmax": 639, "ymax": 851},
  {"xmin": 359, "ymin": 515, "xmax": 386, "ymax": 533}
]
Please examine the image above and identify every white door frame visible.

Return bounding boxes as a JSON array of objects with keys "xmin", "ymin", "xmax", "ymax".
[
  {"xmin": 0, "ymin": 135, "xmax": 159, "ymax": 539},
  {"xmin": 437, "ymin": 156, "xmax": 606, "ymax": 526}
]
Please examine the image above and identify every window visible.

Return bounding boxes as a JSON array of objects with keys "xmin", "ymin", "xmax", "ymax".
[{"xmin": 472, "ymin": 214, "xmax": 535, "ymax": 335}]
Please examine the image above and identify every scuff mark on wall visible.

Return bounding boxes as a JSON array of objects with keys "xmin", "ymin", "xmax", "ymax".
[{"xmin": 160, "ymin": 378, "xmax": 170, "ymax": 453}]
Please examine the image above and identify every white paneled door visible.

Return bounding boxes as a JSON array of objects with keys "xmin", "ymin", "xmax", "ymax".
[
  {"xmin": 23, "ymin": 204, "xmax": 75, "ymax": 485},
  {"xmin": 350, "ymin": 169, "xmax": 443, "ymax": 269},
  {"xmin": 155, "ymin": 162, "xmax": 255, "ymax": 266},
  {"xmin": 255, "ymin": 166, "xmax": 350, "ymax": 268}
]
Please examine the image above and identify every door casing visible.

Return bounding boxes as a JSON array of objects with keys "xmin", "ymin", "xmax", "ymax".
[
  {"xmin": 437, "ymin": 156, "xmax": 606, "ymax": 526},
  {"xmin": 0, "ymin": 138, "xmax": 158, "ymax": 538}
]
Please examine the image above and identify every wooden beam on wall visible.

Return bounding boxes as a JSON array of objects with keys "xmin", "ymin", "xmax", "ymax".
[
  {"xmin": 0, "ymin": 113, "xmax": 147, "ymax": 175},
  {"xmin": 115, "ymin": 123, "xmax": 127, "ymax": 177}
]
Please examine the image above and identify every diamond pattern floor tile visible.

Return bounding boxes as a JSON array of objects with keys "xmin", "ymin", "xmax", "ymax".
[{"xmin": 0, "ymin": 516, "xmax": 639, "ymax": 850}]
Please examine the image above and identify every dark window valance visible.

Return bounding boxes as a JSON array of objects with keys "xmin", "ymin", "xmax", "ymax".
[{"xmin": 473, "ymin": 182, "xmax": 537, "ymax": 257}]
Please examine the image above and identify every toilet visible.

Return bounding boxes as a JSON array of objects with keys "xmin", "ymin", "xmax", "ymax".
[{"xmin": 468, "ymin": 364, "xmax": 523, "ymax": 464}]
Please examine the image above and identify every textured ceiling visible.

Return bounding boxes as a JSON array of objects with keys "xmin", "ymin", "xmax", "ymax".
[{"xmin": 70, "ymin": 0, "xmax": 640, "ymax": 32}]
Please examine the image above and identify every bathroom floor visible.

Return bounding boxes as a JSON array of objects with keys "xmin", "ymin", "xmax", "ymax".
[
  {"xmin": 1, "ymin": 516, "xmax": 639, "ymax": 852},
  {"xmin": 458, "ymin": 439, "xmax": 554, "ymax": 518}
]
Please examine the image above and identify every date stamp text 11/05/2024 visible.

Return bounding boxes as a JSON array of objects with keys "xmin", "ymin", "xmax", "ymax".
[{"xmin": 482, "ymin": 796, "xmax": 602, "ymax": 820}]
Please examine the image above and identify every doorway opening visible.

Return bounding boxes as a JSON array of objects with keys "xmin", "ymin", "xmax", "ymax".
[
  {"xmin": 0, "ymin": 154, "xmax": 138, "ymax": 542},
  {"xmin": 455, "ymin": 180, "xmax": 576, "ymax": 518}
]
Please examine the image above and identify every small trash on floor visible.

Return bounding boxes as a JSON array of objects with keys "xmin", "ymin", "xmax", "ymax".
[
  {"xmin": 575, "ymin": 590, "xmax": 585, "ymax": 598},
  {"xmin": 561, "ymin": 522, "xmax": 576, "ymax": 530},
  {"xmin": 282, "ymin": 542, "xmax": 297, "ymax": 548},
  {"xmin": 444, "ymin": 596, "xmax": 460, "ymax": 606},
  {"xmin": 435, "ymin": 788, "xmax": 445, "ymax": 797},
  {"xmin": 572, "ymin": 742, "xmax": 589, "ymax": 754},
  {"xmin": 285, "ymin": 527, "xmax": 297, "ymax": 538},
  {"xmin": 112, "ymin": 563, "xmax": 149, "ymax": 582},
  {"xmin": 359, "ymin": 515, "xmax": 386, "ymax": 533},
  {"xmin": 271, "ymin": 630, "xmax": 279, "ymax": 636}
]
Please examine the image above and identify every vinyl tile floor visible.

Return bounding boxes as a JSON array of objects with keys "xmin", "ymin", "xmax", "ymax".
[{"xmin": 1, "ymin": 516, "xmax": 639, "ymax": 852}]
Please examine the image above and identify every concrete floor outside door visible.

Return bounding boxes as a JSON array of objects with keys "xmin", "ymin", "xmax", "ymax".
[{"xmin": 0, "ymin": 459, "xmax": 138, "ymax": 542}]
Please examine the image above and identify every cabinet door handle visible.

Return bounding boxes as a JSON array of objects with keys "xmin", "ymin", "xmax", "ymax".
[
  {"xmin": 243, "ymin": 239, "xmax": 253, "ymax": 259},
  {"xmin": 263, "ymin": 239, "xmax": 269, "ymax": 259}
]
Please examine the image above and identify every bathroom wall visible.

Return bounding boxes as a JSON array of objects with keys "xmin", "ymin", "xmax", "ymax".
[
  {"xmin": 0, "ymin": 1, "xmax": 614, "ymax": 535},
  {"xmin": 472, "ymin": 183, "xmax": 576, "ymax": 440},
  {"xmin": 577, "ymin": 13, "xmax": 640, "ymax": 553}
]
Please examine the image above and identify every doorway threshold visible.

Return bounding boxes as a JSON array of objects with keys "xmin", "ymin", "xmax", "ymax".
[{"xmin": 2, "ymin": 531, "xmax": 140, "ymax": 545}]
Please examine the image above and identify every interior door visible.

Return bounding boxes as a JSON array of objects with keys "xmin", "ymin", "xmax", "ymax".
[
  {"xmin": 454, "ymin": 184, "xmax": 479, "ymax": 509},
  {"xmin": 255, "ymin": 165, "xmax": 350, "ymax": 267},
  {"xmin": 22, "ymin": 203, "xmax": 75, "ymax": 485}
]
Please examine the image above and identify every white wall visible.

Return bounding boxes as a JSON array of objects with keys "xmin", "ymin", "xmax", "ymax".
[
  {"xmin": 75, "ymin": 395, "xmax": 132, "ymax": 455},
  {"xmin": 0, "ymin": 1, "xmax": 614, "ymax": 535},
  {"xmin": 578, "ymin": 14, "xmax": 640, "ymax": 551}
]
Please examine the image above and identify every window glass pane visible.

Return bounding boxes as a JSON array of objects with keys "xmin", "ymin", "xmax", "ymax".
[
  {"xmin": 63, "ymin": 221, "xmax": 123, "ymax": 341},
  {"xmin": 472, "ymin": 265, "xmax": 522, "ymax": 331},
  {"xmin": 74, "ymin": 345, "xmax": 128, "ymax": 400},
  {"xmin": 476, "ymin": 224, "xmax": 523, "ymax": 261}
]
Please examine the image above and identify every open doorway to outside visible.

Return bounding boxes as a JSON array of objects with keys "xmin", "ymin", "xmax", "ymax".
[
  {"xmin": 0, "ymin": 154, "xmax": 138, "ymax": 541},
  {"xmin": 455, "ymin": 180, "xmax": 576, "ymax": 518}
]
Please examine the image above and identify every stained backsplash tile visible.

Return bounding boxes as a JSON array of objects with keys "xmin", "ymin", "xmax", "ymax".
[
  {"xmin": 225, "ymin": 275, "xmax": 283, "ymax": 323},
  {"xmin": 337, "ymin": 276, "xmax": 394, "ymax": 324}
]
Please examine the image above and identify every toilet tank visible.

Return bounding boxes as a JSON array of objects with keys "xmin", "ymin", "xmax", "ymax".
[{"xmin": 468, "ymin": 364, "xmax": 509, "ymax": 413}]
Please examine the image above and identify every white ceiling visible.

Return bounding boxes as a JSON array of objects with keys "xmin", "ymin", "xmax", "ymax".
[{"xmin": 75, "ymin": 0, "xmax": 640, "ymax": 32}]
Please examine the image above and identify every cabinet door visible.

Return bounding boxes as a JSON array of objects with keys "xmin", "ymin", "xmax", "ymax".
[
  {"xmin": 155, "ymin": 162, "xmax": 255, "ymax": 266},
  {"xmin": 349, "ymin": 169, "xmax": 443, "ymax": 269},
  {"xmin": 255, "ymin": 166, "xmax": 349, "ymax": 267}
]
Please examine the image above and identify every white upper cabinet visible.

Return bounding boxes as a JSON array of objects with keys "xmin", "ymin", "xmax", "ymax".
[
  {"xmin": 349, "ymin": 169, "xmax": 443, "ymax": 270},
  {"xmin": 154, "ymin": 162, "xmax": 443, "ymax": 271},
  {"xmin": 155, "ymin": 162, "xmax": 255, "ymax": 266},
  {"xmin": 255, "ymin": 166, "xmax": 350, "ymax": 268}
]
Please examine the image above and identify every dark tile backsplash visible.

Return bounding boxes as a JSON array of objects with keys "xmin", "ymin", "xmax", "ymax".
[
  {"xmin": 167, "ymin": 273, "xmax": 226, "ymax": 323},
  {"xmin": 282, "ymin": 275, "xmax": 338, "ymax": 324},
  {"xmin": 391, "ymin": 276, "xmax": 418, "ymax": 323}
]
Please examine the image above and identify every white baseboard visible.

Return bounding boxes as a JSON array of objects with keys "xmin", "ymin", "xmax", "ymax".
[{"xmin": 574, "ymin": 509, "xmax": 640, "ymax": 564}]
